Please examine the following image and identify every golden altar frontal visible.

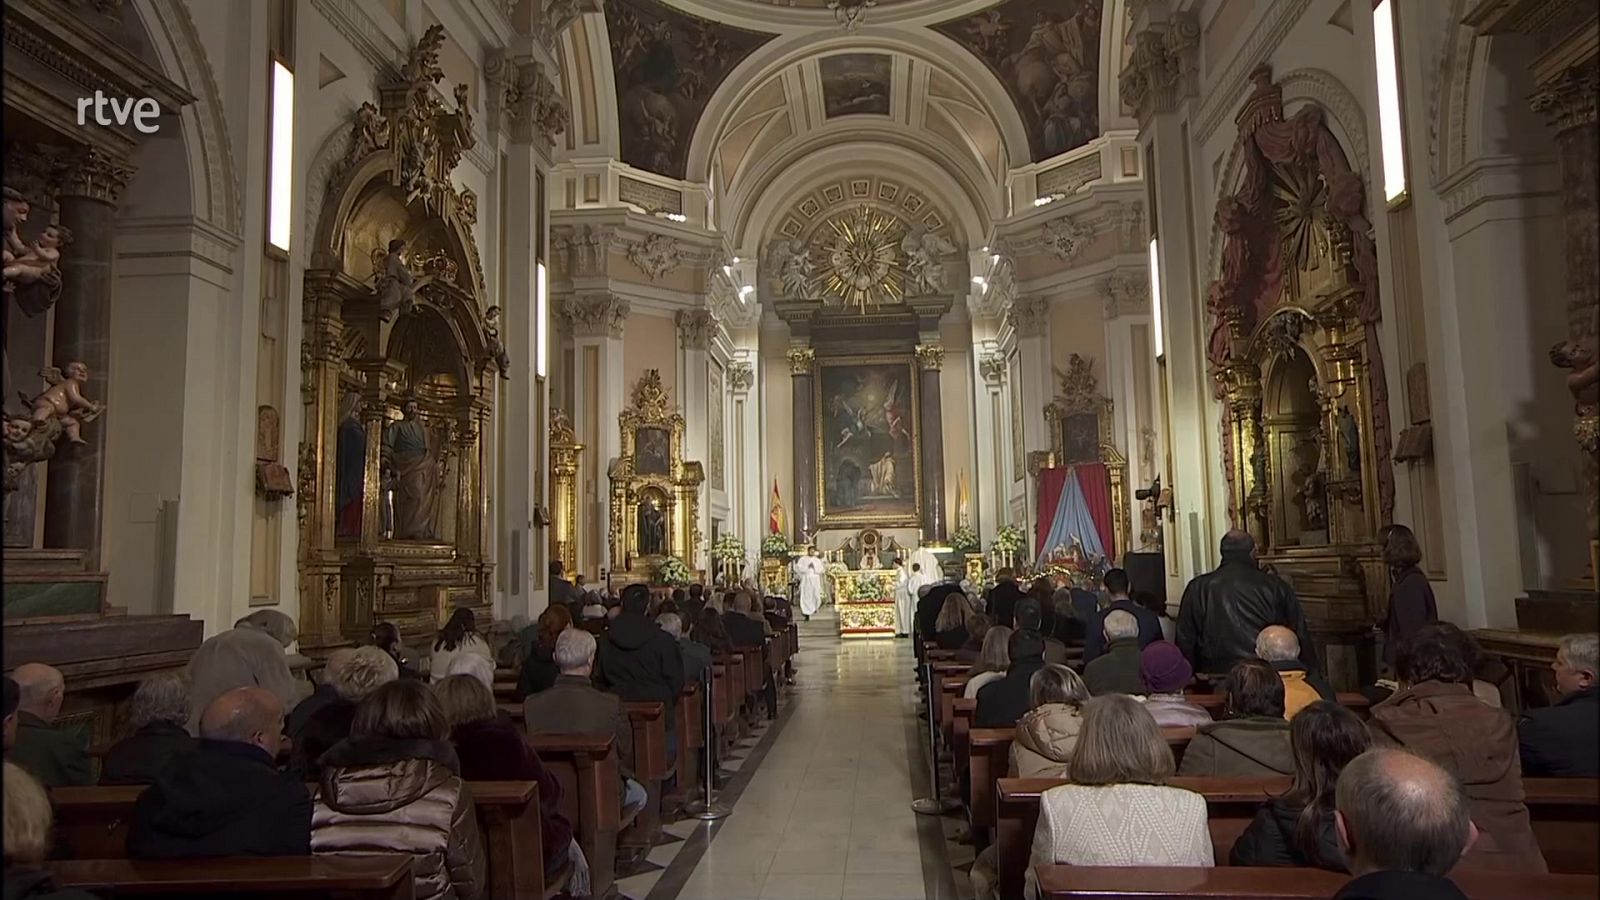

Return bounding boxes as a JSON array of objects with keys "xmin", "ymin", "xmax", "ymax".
[{"xmin": 828, "ymin": 566, "xmax": 898, "ymax": 637}]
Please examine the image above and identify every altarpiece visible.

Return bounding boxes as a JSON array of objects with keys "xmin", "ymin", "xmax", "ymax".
[{"xmin": 608, "ymin": 369, "xmax": 704, "ymax": 579}]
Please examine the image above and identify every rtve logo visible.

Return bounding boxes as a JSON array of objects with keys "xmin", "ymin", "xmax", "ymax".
[{"xmin": 76, "ymin": 90, "xmax": 161, "ymax": 134}]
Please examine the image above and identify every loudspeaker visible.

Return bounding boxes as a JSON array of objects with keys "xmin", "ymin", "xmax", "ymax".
[{"xmin": 1123, "ymin": 551, "xmax": 1166, "ymax": 607}]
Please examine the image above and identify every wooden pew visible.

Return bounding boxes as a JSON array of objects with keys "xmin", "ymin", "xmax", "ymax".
[
  {"xmin": 952, "ymin": 698, "xmax": 976, "ymax": 802},
  {"xmin": 619, "ymin": 700, "xmax": 668, "ymax": 853},
  {"xmin": 939, "ymin": 675, "xmax": 972, "ymax": 748},
  {"xmin": 996, "ymin": 776, "xmax": 1600, "ymax": 899},
  {"xmin": 50, "ymin": 856, "xmax": 417, "ymax": 899},
  {"xmin": 672, "ymin": 680, "xmax": 703, "ymax": 802},
  {"xmin": 1030, "ymin": 865, "xmax": 1600, "ymax": 900},
  {"xmin": 51, "ymin": 781, "xmax": 551, "ymax": 899},
  {"xmin": 526, "ymin": 734, "xmax": 622, "ymax": 900}
]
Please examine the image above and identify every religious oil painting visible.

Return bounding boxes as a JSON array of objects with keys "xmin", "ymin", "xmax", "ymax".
[
  {"xmin": 933, "ymin": 0, "xmax": 1103, "ymax": 161},
  {"xmin": 816, "ymin": 356, "xmax": 920, "ymax": 527},
  {"xmin": 636, "ymin": 426, "xmax": 671, "ymax": 476},
  {"xmin": 820, "ymin": 53, "xmax": 892, "ymax": 118}
]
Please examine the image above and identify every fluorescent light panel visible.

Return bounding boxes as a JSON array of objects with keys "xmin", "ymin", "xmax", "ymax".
[
  {"xmin": 268, "ymin": 61, "xmax": 294, "ymax": 251},
  {"xmin": 1148, "ymin": 237, "xmax": 1165, "ymax": 359},
  {"xmin": 1373, "ymin": 0, "xmax": 1407, "ymax": 202},
  {"xmin": 536, "ymin": 262, "xmax": 548, "ymax": 378}
]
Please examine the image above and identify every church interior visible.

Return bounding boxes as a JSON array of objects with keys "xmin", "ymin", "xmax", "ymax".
[{"xmin": 2, "ymin": 0, "xmax": 1596, "ymax": 897}]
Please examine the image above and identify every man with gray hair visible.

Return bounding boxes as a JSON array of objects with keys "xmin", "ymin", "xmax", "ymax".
[
  {"xmin": 1332, "ymin": 748, "xmax": 1477, "ymax": 899},
  {"xmin": 1082, "ymin": 610, "xmax": 1145, "ymax": 696},
  {"xmin": 1255, "ymin": 625, "xmax": 1335, "ymax": 719},
  {"xmin": 100, "ymin": 672, "xmax": 199, "ymax": 785},
  {"xmin": 658, "ymin": 611, "xmax": 710, "ymax": 684},
  {"xmin": 8, "ymin": 662, "xmax": 92, "ymax": 787},
  {"xmin": 523, "ymin": 629, "xmax": 648, "ymax": 822},
  {"xmin": 186, "ymin": 609, "xmax": 306, "ymax": 734},
  {"xmin": 129, "ymin": 687, "xmax": 312, "ymax": 859},
  {"xmin": 286, "ymin": 647, "xmax": 357, "ymax": 747},
  {"xmin": 1177, "ymin": 529, "xmax": 1316, "ymax": 677},
  {"xmin": 1518, "ymin": 632, "xmax": 1598, "ymax": 777}
]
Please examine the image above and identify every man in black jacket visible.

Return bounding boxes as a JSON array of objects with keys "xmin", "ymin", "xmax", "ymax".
[
  {"xmin": 1177, "ymin": 530, "xmax": 1316, "ymax": 676},
  {"xmin": 596, "ymin": 584, "xmax": 686, "ymax": 711},
  {"xmin": 986, "ymin": 571, "xmax": 1022, "ymax": 628},
  {"xmin": 128, "ymin": 687, "xmax": 311, "ymax": 858},
  {"xmin": 973, "ymin": 630, "xmax": 1048, "ymax": 728},
  {"xmin": 1518, "ymin": 632, "xmax": 1598, "ymax": 777}
]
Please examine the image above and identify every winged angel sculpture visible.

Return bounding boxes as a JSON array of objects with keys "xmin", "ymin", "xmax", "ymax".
[
  {"xmin": 900, "ymin": 227, "xmax": 956, "ymax": 296},
  {"xmin": 766, "ymin": 239, "xmax": 815, "ymax": 300}
]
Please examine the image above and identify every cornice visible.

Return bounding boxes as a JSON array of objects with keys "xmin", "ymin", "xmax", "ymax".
[
  {"xmin": 309, "ymin": 0, "xmax": 406, "ymax": 81},
  {"xmin": 1193, "ymin": 0, "xmax": 1314, "ymax": 144}
]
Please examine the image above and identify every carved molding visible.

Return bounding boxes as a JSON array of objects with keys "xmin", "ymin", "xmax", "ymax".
[
  {"xmin": 786, "ymin": 347, "xmax": 815, "ymax": 376},
  {"xmin": 1119, "ymin": 11, "xmax": 1201, "ymax": 121},
  {"xmin": 978, "ymin": 352, "xmax": 1007, "ymax": 387},
  {"xmin": 1101, "ymin": 269, "xmax": 1150, "ymax": 319},
  {"xmin": 1194, "ymin": 0, "xmax": 1314, "ymax": 142},
  {"xmin": 674, "ymin": 308, "xmax": 714, "ymax": 349},
  {"xmin": 726, "ymin": 360, "xmax": 754, "ymax": 392},
  {"xmin": 1007, "ymin": 295, "xmax": 1050, "ymax": 333},
  {"xmin": 1041, "ymin": 215, "xmax": 1096, "ymax": 264},
  {"xmin": 56, "ymin": 147, "xmax": 134, "ymax": 202},
  {"xmin": 914, "ymin": 343, "xmax": 945, "ymax": 371},
  {"xmin": 625, "ymin": 233, "xmax": 682, "ymax": 281},
  {"xmin": 1530, "ymin": 59, "xmax": 1600, "ymax": 132},
  {"xmin": 560, "ymin": 291, "xmax": 629, "ymax": 338},
  {"xmin": 551, "ymin": 223, "xmax": 616, "ymax": 277}
]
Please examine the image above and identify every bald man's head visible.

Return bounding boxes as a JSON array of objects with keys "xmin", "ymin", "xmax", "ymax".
[
  {"xmin": 1335, "ymin": 748, "xmax": 1475, "ymax": 876},
  {"xmin": 198, "ymin": 687, "xmax": 285, "ymax": 757},
  {"xmin": 11, "ymin": 664, "xmax": 65, "ymax": 719},
  {"xmin": 1219, "ymin": 529, "xmax": 1256, "ymax": 561},
  {"xmin": 1255, "ymin": 626, "xmax": 1300, "ymax": 663}
]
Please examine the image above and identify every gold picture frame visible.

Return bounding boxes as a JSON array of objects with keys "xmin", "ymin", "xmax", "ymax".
[{"xmin": 814, "ymin": 354, "xmax": 922, "ymax": 529}]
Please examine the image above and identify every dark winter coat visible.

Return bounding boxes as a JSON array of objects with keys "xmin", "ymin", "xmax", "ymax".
[
  {"xmin": 127, "ymin": 738, "xmax": 312, "ymax": 859},
  {"xmin": 1176, "ymin": 553, "xmax": 1317, "ymax": 676},
  {"xmin": 451, "ymin": 717, "xmax": 573, "ymax": 879},
  {"xmin": 1381, "ymin": 566, "xmax": 1437, "ymax": 670},
  {"xmin": 973, "ymin": 655, "xmax": 1048, "ymax": 729},
  {"xmin": 1518, "ymin": 686, "xmax": 1599, "ymax": 777},
  {"xmin": 98, "ymin": 721, "xmax": 197, "ymax": 786},
  {"xmin": 1229, "ymin": 797, "xmax": 1346, "ymax": 871},
  {"xmin": 594, "ymin": 611, "xmax": 685, "ymax": 710}
]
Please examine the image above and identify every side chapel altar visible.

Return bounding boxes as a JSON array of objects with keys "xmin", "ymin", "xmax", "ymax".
[{"xmin": 607, "ymin": 369, "xmax": 704, "ymax": 583}]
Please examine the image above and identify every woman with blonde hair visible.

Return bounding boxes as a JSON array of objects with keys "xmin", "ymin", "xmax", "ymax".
[
  {"xmin": 1009, "ymin": 664, "xmax": 1092, "ymax": 778},
  {"xmin": 3, "ymin": 761, "xmax": 98, "ymax": 899},
  {"xmin": 963, "ymin": 626, "xmax": 1013, "ymax": 699},
  {"xmin": 1024, "ymin": 694, "xmax": 1212, "ymax": 899},
  {"xmin": 933, "ymin": 591, "xmax": 974, "ymax": 650}
]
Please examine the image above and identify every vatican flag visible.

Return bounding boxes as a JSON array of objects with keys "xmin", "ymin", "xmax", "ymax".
[{"xmin": 769, "ymin": 480, "xmax": 787, "ymax": 535}]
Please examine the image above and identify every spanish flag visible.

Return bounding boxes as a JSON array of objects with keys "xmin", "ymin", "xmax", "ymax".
[{"xmin": 769, "ymin": 480, "xmax": 786, "ymax": 535}]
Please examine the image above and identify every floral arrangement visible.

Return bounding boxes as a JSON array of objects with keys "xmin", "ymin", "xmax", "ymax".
[
  {"xmin": 653, "ymin": 556, "xmax": 692, "ymax": 587},
  {"xmin": 950, "ymin": 526, "xmax": 981, "ymax": 555},
  {"xmin": 712, "ymin": 534, "xmax": 747, "ymax": 563},
  {"xmin": 845, "ymin": 572, "xmax": 892, "ymax": 602},
  {"xmin": 991, "ymin": 524, "xmax": 1026, "ymax": 555},
  {"xmin": 761, "ymin": 533, "xmax": 792, "ymax": 558}
]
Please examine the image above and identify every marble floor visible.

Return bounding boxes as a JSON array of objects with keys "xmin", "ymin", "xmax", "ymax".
[{"xmin": 626, "ymin": 609, "xmax": 965, "ymax": 900}]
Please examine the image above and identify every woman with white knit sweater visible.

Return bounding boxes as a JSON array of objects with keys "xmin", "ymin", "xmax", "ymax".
[{"xmin": 1024, "ymin": 694, "xmax": 1214, "ymax": 899}]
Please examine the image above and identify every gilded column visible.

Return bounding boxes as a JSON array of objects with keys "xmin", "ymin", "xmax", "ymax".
[
  {"xmin": 788, "ymin": 347, "xmax": 816, "ymax": 542},
  {"xmin": 915, "ymin": 342, "xmax": 947, "ymax": 542},
  {"xmin": 549, "ymin": 409, "xmax": 583, "ymax": 574},
  {"xmin": 42, "ymin": 149, "xmax": 132, "ymax": 561}
]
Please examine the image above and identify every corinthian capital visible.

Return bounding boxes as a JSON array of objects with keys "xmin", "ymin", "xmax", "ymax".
[
  {"xmin": 1530, "ymin": 60, "xmax": 1599, "ymax": 134},
  {"xmin": 560, "ymin": 291, "xmax": 629, "ymax": 338},
  {"xmin": 56, "ymin": 148, "xmax": 133, "ymax": 203},
  {"xmin": 1007, "ymin": 295, "xmax": 1050, "ymax": 333},
  {"xmin": 787, "ymin": 347, "xmax": 815, "ymax": 376},
  {"xmin": 1119, "ymin": 11, "xmax": 1200, "ymax": 122},
  {"xmin": 726, "ymin": 361, "xmax": 755, "ymax": 392},
  {"xmin": 675, "ymin": 308, "xmax": 714, "ymax": 349},
  {"xmin": 914, "ymin": 343, "xmax": 945, "ymax": 371}
]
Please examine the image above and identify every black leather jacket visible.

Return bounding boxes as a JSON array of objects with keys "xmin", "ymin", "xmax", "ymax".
[{"xmin": 1175, "ymin": 554, "xmax": 1316, "ymax": 675}]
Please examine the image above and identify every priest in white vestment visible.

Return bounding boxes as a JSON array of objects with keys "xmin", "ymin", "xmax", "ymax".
[
  {"xmin": 892, "ymin": 558, "xmax": 914, "ymax": 637},
  {"xmin": 793, "ymin": 547, "xmax": 826, "ymax": 619}
]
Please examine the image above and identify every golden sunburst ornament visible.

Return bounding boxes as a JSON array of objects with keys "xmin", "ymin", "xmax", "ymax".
[{"xmin": 821, "ymin": 205, "xmax": 905, "ymax": 313}]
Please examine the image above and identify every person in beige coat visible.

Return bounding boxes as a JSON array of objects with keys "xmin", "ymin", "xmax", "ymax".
[
  {"xmin": 311, "ymin": 680, "xmax": 484, "ymax": 900},
  {"xmin": 1009, "ymin": 664, "xmax": 1091, "ymax": 779},
  {"xmin": 186, "ymin": 610, "xmax": 306, "ymax": 735}
]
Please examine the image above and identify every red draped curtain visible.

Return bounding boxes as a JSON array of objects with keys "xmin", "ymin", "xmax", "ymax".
[
  {"xmin": 1073, "ymin": 463, "xmax": 1114, "ymax": 560},
  {"xmin": 1035, "ymin": 468, "xmax": 1068, "ymax": 557}
]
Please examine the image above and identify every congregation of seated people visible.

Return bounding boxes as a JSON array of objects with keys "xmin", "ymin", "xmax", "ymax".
[
  {"xmin": 2, "ymin": 581, "xmax": 792, "ymax": 900},
  {"xmin": 920, "ymin": 523, "xmax": 1596, "ymax": 900}
]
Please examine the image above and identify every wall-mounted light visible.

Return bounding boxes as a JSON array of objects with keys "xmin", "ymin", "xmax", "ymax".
[
  {"xmin": 1148, "ymin": 237, "xmax": 1165, "ymax": 360},
  {"xmin": 662, "ymin": 212, "xmax": 688, "ymax": 223},
  {"xmin": 971, "ymin": 275, "xmax": 986, "ymax": 287},
  {"xmin": 738, "ymin": 285, "xmax": 754, "ymax": 304},
  {"xmin": 990, "ymin": 254, "xmax": 1000, "ymax": 266},
  {"xmin": 1032, "ymin": 196, "xmax": 1055, "ymax": 208},
  {"xmin": 536, "ymin": 262, "xmax": 548, "ymax": 377},
  {"xmin": 1372, "ymin": 0, "xmax": 1407, "ymax": 202},
  {"xmin": 731, "ymin": 256, "xmax": 740, "ymax": 265},
  {"xmin": 267, "ymin": 61, "xmax": 294, "ymax": 251}
]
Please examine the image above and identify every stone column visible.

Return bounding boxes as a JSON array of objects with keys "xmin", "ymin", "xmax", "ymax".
[
  {"xmin": 915, "ymin": 342, "xmax": 947, "ymax": 542},
  {"xmin": 788, "ymin": 347, "xmax": 816, "ymax": 542},
  {"xmin": 676, "ymin": 310, "xmax": 713, "ymax": 569},
  {"xmin": 563, "ymin": 291, "xmax": 629, "ymax": 575},
  {"xmin": 1008, "ymin": 296, "xmax": 1053, "ymax": 547},
  {"xmin": 43, "ymin": 150, "xmax": 132, "ymax": 562},
  {"xmin": 976, "ymin": 348, "xmax": 1007, "ymax": 544},
  {"xmin": 726, "ymin": 356, "xmax": 760, "ymax": 555}
]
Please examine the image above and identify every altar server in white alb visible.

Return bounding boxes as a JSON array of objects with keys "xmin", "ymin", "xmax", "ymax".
[
  {"xmin": 793, "ymin": 545, "xmax": 826, "ymax": 620},
  {"xmin": 893, "ymin": 557, "xmax": 915, "ymax": 638}
]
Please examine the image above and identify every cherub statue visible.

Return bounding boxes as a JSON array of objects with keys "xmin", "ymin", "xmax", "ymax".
[
  {"xmin": 3, "ymin": 415, "xmax": 63, "ymax": 494},
  {"xmin": 766, "ymin": 239, "xmax": 814, "ymax": 300},
  {"xmin": 3, "ymin": 187, "xmax": 32, "ymax": 269},
  {"xmin": 26, "ymin": 363, "xmax": 102, "ymax": 445},
  {"xmin": 374, "ymin": 239, "xmax": 415, "ymax": 320},
  {"xmin": 901, "ymin": 227, "xmax": 956, "ymax": 296},
  {"xmin": 484, "ymin": 305, "xmax": 511, "ymax": 379},
  {"xmin": 1551, "ymin": 338, "xmax": 1598, "ymax": 414},
  {"xmin": 3, "ymin": 224, "xmax": 69, "ymax": 285}
]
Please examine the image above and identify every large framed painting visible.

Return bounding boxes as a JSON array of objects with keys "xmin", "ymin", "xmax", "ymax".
[{"xmin": 815, "ymin": 355, "xmax": 921, "ymax": 527}]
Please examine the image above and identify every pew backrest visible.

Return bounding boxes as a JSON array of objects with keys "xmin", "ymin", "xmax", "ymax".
[
  {"xmin": 49, "ymin": 855, "xmax": 417, "ymax": 899},
  {"xmin": 1030, "ymin": 865, "xmax": 1599, "ymax": 900}
]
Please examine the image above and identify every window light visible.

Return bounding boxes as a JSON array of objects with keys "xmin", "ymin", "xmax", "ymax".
[
  {"xmin": 536, "ymin": 262, "xmax": 548, "ymax": 378},
  {"xmin": 1148, "ymin": 237, "xmax": 1165, "ymax": 359},
  {"xmin": 1373, "ymin": 0, "xmax": 1407, "ymax": 202},
  {"xmin": 268, "ymin": 61, "xmax": 294, "ymax": 251}
]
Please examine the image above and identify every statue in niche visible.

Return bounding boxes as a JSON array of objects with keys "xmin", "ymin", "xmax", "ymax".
[
  {"xmin": 636, "ymin": 496, "xmax": 667, "ymax": 556},
  {"xmin": 900, "ymin": 227, "xmax": 956, "ymax": 296},
  {"xmin": 27, "ymin": 363, "xmax": 102, "ymax": 445},
  {"xmin": 1336, "ymin": 406, "xmax": 1361, "ymax": 476},
  {"xmin": 484, "ymin": 305, "xmax": 511, "ymax": 379},
  {"xmin": 335, "ymin": 391, "xmax": 366, "ymax": 539},
  {"xmin": 3, "ymin": 188, "xmax": 69, "ymax": 316},
  {"xmin": 382, "ymin": 398, "xmax": 442, "ymax": 540},
  {"xmin": 1290, "ymin": 436, "xmax": 1327, "ymax": 531},
  {"xmin": 374, "ymin": 239, "xmax": 416, "ymax": 320},
  {"xmin": 767, "ymin": 239, "xmax": 814, "ymax": 300}
]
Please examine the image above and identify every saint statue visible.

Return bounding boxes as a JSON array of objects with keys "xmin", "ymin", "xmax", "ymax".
[
  {"xmin": 637, "ymin": 498, "xmax": 667, "ymax": 556},
  {"xmin": 335, "ymin": 391, "xmax": 365, "ymax": 540},
  {"xmin": 381, "ymin": 398, "xmax": 441, "ymax": 540},
  {"xmin": 375, "ymin": 239, "xmax": 416, "ymax": 320},
  {"xmin": 484, "ymin": 305, "xmax": 512, "ymax": 379}
]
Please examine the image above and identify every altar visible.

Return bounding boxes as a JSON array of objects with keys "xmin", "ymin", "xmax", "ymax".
[{"xmin": 827, "ymin": 566, "xmax": 899, "ymax": 637}]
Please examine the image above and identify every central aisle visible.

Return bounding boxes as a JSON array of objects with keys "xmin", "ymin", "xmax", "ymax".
[{"xmin": 643, "ymin": 610, "xmax": 961, "ymax": 900}]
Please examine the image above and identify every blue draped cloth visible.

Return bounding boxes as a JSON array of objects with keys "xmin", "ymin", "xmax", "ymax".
[{"xmin": 1035, "ymin": 467, "xmax": 1107, "ymax": 568}]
